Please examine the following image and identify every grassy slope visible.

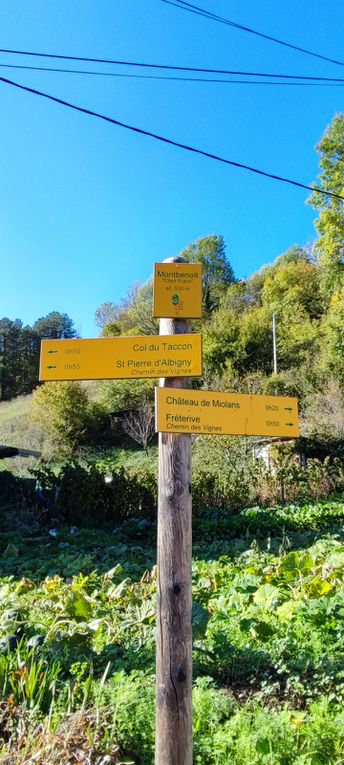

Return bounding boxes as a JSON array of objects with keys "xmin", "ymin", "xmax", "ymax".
[
  {"xmin": 0, "ymin": 394, "xmax": 33, "ymax": 441},
  {"xmin": 0, "ymin": 390, "xmax": 157, "ymax": 475},
  {"xmin": 0, "ymin": 394, "xmax": 44, "ymax": 473}
]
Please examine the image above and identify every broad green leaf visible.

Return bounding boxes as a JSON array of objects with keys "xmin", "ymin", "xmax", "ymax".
[
  {"xmin": 105, "ymin": 564, "xmax": 123, "ymax": 579},
  {"xmin": 251, "ymin": 620, "xmax": 274, "ymax": 641},
  {"xmin": 66, "ymin": 592, "xmax": 92, "ymax": 620},
  {"xmin": 299, "ymin": 554, "xmax": 315, "ymax": 575},
  {"xmin": 192, "ymin": 602, "xmax": 210, "ymax": 640},
  {"xmin": 253, "ymin": 584, "xmax": 279, "ymax": 611},
  {"xmin": 108, "ymin": 579, "xmax": 131, "ymax": 600},
  {"xmin": 255, "ymin": 738, "xmax": 270, "ymax": 755},
  {"xmin": 280, "ymin": 552, "xmax": 299, "ymax": 576},
  {"xmin": 239, "ymin": 618, "xmax": 254, "ymax": 632},
  {"xmin": 276, "ymin": 600, "xmax": 300, "ymax": 621},
  {"xmin": 307, "ymin": 578, "xmax": 333, "ymax": 598}
]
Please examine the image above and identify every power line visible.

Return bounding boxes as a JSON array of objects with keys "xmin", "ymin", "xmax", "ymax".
[
  {"xmin": 0, "ymin": 74, "xmax": 343, "ymax": 201},
  {"xmin": 0, "ymin": 48, "xmax": 344, "ymax": 82},
  {"xmin": 0, "ymin": 62, "xmax": 344, "ymax": 86},
  {"xmin": 162, "ymin": 0, "xmax": 344, "ymax": 68}
]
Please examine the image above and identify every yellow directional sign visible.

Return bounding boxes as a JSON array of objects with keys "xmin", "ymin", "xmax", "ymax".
[
  {"xmin": 155, "ymin": 388, "xmax": 299, "ymax": 438},
  {"xmin": 40, "ymin": 335, "xmax": 202, "ymax": 381},
  {"xmin": 153, "ymin": 262, "xmax": 202, "ymax": 318}
]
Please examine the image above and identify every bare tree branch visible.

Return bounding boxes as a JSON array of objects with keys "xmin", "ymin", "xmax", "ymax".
[{"xmin": 121, "ymin": 401, "xmax": 155, "ymax": 455}]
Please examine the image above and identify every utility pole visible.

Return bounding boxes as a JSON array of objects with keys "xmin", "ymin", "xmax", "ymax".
[
  {"xmin": 155, "ymin": 256, "xmax": 193, "ymax": 765},
  {"xmin": 272, "ymin": 312, "xmax": 278, "ymax": 375}
]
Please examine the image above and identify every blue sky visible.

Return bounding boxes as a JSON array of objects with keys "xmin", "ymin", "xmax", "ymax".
[{"xmin": 1, "ymin": 0, "xmax": 343, "ymax": 337}]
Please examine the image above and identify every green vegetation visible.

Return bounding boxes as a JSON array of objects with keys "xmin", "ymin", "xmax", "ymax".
[
  {"xmin": 0, "ymin": 312, "xmax": 77, "ymax": 401},
  {"xmin": 1, "ymin": 115, "xmax": 343, "ymax": 461},
  {"xmin": 0, "ymin": 501, "xmax": 342, "ymax": 763},
  {"xmin": 28, "ymin": 116, "xmax": 344, "ymax": 459},
  {"xmin": 0, "ymin": 114, "xmax": 343, "ymax": 762}
]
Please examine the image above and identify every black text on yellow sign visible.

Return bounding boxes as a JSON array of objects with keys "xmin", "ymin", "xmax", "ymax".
[
  {"xmin": 153, "ymin": 262, "xmax": 202, "ymax": 318},
  {"xmin": 39, "ymin": 335, "xmax": 202, "ymax": 381},
  {"xmin": 155, "ymin": 388, "xmax": 299, "ymax": 438}
]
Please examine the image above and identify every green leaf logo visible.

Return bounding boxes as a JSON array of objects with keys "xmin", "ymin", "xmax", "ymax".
[{"xmin": 172, "ymin": 294, "xmax": 180, "ymax": 305}]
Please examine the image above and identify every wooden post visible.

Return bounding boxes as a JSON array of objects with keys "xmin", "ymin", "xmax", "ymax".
[{"xmin": 155, "ymin": 256, "xmax": 193, "ymax": 765}]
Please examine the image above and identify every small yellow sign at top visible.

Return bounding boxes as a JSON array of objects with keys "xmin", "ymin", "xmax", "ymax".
[{"xmin": 153, "ymin": 262, "xmax": 202, "ymax": 318}]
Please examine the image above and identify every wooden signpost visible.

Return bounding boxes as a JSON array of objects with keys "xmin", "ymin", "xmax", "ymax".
[
  {"xmin": 155, "ymin": 258, "xmax": 193, "ymax": 765},
  {"xmin": 39, "ymin": 255, "xmax": 299, "ymax": 765}
]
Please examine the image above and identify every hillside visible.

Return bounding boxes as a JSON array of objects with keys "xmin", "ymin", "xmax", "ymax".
[{"xmin": 0, "ymin": 394, "xmax": 43, "ymax": 472}]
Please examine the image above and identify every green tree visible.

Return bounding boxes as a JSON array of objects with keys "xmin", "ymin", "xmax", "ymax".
[
  {"xmin": 0, "ymin": 318, "xmax": 24, "ymax": 399},
  {"xmin": 203, "ymin": 247, "xmax": 325, "ymax": 383},
  {"xmin": 33, "ymin": 311, "xmax": 78, "ymax": 339},
  {"xmin": 203, "ymin": 302, "xmax": 273, "ymax": 378},
  {"xmin": 262, "ymin": 259, "xmax": 323, "ymax": 320},
  {"xmin": 180, "ymin": 234, "xmax": 235, "ymax": 314},
  {"xmin": 101, "ymin": 281, "xmax": 158, "ymax": 337},
  {"xmin": 32, "ymin": 381, "xmax": 89, "ymax": 457},
  {"xmin": 18, "ymin": 326, "xmax": 41, "ymax": 395},
  {"xmin": 101, "ymin": 377, "xmax": 154, "ymax": 413},
  {"xmin": 260, "ymin": 255, "xmax": 323, "ymax": 373},
  {"xmin": 320, "ymin": 286, "xmax": 344, "ymax": 385},
  {"xmin": 308, "ymin": 113, "xmax": 344, "ymax": 296}
]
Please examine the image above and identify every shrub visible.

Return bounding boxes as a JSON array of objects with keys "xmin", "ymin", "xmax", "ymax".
[
  {"xmin": 0, "ymin": 471, "xmax": 24, "ymax": 512},
  {"xmin": 33, "ymin": 461, "xmax": 158, "ymax": 526},
  {"xmin": 31, "ymin": 382, "xmax": 90, "ymax": 458},
  {"xmin": 56, "ymin": 462, "xmax": 111, "ymax": 525}
]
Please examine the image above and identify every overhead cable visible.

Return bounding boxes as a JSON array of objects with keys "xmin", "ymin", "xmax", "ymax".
[
  {"xmin": 161, "ymin": 0, "xmax": 344, "ymax": 68},
  {"xmin": 0, "ymin": 48, "xmax": 343, "ymax": 81},
  {"xmin": 0, "ymin": 62, "xmax": 343, "ymax": 86},
  {"xmin": 0, "ymin": 74, "xmax": 342, "ymax": 200}
]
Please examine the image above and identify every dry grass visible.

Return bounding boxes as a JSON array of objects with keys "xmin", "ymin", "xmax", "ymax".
[
  {"xmin": 0, "ymin": 383, "xmax": 102, "ymax": 471},
  {"xmin": 0, "ymin": 703, "xmax": 123, "ymax": 765},
  {"xmin": 0, "ymin": 395, "xmax": 43, "ymax": 473}
]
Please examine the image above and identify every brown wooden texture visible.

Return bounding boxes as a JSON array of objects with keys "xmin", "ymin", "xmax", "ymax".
[{"xmin": 155, "ymin": 257, "xmax": 193, "ymax": 765}]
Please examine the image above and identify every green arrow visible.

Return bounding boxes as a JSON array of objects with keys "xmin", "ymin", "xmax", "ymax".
[
  {"xmin": 285, "ymin": 422, "xmax": 294, "ymax": 427},
  {"xmin": 284, "ymin": 406, "xmax": 293, "ymax": 411},
  {"xmin": 47, "ymin": 365, "xmax": 57, "ymax": 369},
  {"xmin": 47, "ymin": 350, "xmax": 58, "ymax": 354}
]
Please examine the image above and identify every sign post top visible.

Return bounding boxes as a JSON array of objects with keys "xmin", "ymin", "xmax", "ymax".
[{"xmin": 153, "ymin": 262, "xmax": 202, "ymax": 318}]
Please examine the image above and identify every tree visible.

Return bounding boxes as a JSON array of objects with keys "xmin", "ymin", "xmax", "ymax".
[
  {"xmin": 203, "ymin": 301, "xmax": 273, "ymax": 378},
  {"xmin": 31, "ymin": 381, "xmax": 89, "ymax": 457},
  {"xmin": 320, "ymin": 286, "xmax": 344, "ymax": 386},
  {"xmin": 101, "ymin": 377, "xmax": 154, "ymax": 415},
  {"xmin": 101, "ymin": 280, "xmax": 158, "ymax": 337},
  {"xmin": 33, "ymin": 312, "xmax": 78, "ymax": 339},
  {"xmin": 307, "ymin": 113, "xmax": 344, "ymax": 296},
  {"xmin": 0, "ymin": 312, "xmax": 77, "ymax": 400},
  {"xmin": 95, "ymin": 301, "xmax": 118, "ymax": 331},
  {"xmin": 180, "ymin": 234, "xmax": 235, "ymax": 314},
  {"xmin": 302, "ymin": 381, "xmax": 344, "ymax": 441},
  {"xmin": 120, "ymin": 400, "xmax": 155, "ymax": 455},
  {"xmin": 0, "ymin": 318, "xmax": 24, "ymax": 399},
  {"xmin": 273, "ymin": 245, "xmax": 309, "ymax": 268},
  {"xmin": 262, "ymin": 259, "xmax": 323, "ymax": 320},
  {"xmin": 124, "ymin": 280, "xmax": 158, "ymax": 336}
]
